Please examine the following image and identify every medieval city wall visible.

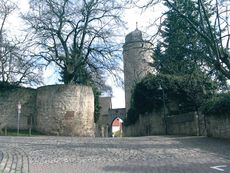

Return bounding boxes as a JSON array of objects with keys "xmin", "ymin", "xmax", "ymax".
[
  {"xmin": 124, "ymin": 111, "xmax": 165, "ymax": 137},
  {"xmin": 125, "ymin": 110, "xmax": 230, "ymax": 139},
  {"xmin": 207, "ymin": 116, "xmax": 230, "ymax": 139},
  {"xmin": 124, "ymin": 112, "xmax": 200, "ymax": 137},
  {"xmin": 166, "ymin": 112, "xmax": 199, "ymax": 136},
  {"xmin": 0, "ymin": 87, "xmax": 36, "ymax": 130},
  {"xmin": 36, "ymin": 85, "xmax": 95, "ymax": 136},
  {"xmin": 0, "ymin": 85, "xmax": 95, "ymax": 136}
]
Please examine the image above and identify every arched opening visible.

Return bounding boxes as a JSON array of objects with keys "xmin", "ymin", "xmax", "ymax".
[{"xmin": 111, "ymin": 117, "xmax": 123, "ymax": 137}]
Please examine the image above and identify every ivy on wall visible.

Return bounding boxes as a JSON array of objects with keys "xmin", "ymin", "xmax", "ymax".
[
  {"xmin": 92, "ymin": 86, "xmax": 101, "ymax": 123},
  {"xmin": 125, "ymin": 74, "xmax": 216, "ymax": 125}
]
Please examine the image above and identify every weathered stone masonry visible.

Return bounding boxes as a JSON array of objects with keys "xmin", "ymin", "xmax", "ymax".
[
  {"xmin": 207, "ymin": 116, "xmax": 230, "ymax": 138},
  {"xmin": 0, "ymin": 85, "xmax": 95, "ymax": 136},
  {"xmin": 0, "ymin": 87, "xmax": 36, "ymax": 130},
  {"xmin": 123, "ymin": 29, "xmax": 153, "ymax": 111}
]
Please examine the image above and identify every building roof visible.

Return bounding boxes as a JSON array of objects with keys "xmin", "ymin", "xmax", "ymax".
[
  {"xmin": 125, "ymin": 29, "xmax": 143, "ymax": 44},
  {"xmin": 112, "ymin": 118, "xmax": 123, "ymax": 126}
]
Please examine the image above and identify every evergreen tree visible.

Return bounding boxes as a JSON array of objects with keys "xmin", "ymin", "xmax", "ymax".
[
  {"xmin": 154, "ymin": 0, "xmax": 210, "ymax": 77},
  {"xmin": 150, "ymin": 0, "xmax": 219, "ymax": 116}
]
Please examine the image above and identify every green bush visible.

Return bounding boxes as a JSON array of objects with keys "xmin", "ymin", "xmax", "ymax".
[
  {"xmin": 125, "ymin": 108, "xmax": 139, "ymax": 126},
  {"xmin": 125, "ymin": 74, "xmax": 215, "ymax": 125},
  {"xmin": 202, "ymin": 93, "xmax": 230, "ymax": 116},
  {"xmin": 92, "ymin": 86, "xmax": 101, "ymax": 123},
  {"xmin": 112, "ymin": 130, "xmax": 123, "ymax": 137},
  {"xmin": 0, "ymin": 81, "xmax": 20, "ymax": 91}
]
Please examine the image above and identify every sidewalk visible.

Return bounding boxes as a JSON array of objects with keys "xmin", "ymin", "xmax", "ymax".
[{"xmin": 0, "ymin": 147, "xmax": 29, "ymax": 173}]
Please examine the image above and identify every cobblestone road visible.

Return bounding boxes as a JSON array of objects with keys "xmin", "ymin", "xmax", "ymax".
[{"xmin": 0, "ymin": 136, "xmax": 229, "ymax": 173}]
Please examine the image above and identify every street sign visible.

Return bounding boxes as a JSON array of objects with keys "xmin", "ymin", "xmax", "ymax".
[
  {"xmin": 17, "ymin": 102, "xmax": 21, "ymax": 113},
  {"xmin": 17, "ymin": 101, "xmax": 21, "ymax": 135}
]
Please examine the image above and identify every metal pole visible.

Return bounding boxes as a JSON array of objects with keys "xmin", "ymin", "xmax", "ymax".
[
  {"xmin": 4, "ymin": 127, "xmax": 7, "ymax": 136},
  {"xmin": 162, "ymin": 89, "xmax": 168, "ymax": 135},
  {"xmin": 29, "ymin": 116, "xmax": 32, "ymax": 136},
  {"xmin": 17, "ymin": 102, "xmax": 21, "ymax": 136},
  {"xmin": 195, "ymin": 111, "xmax": 199, "ymax": 136}
]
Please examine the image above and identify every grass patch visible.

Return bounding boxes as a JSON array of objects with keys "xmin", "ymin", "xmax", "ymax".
[{"xmin": 1, "ymin": 129, "xmax": 44, "ymax": 136}]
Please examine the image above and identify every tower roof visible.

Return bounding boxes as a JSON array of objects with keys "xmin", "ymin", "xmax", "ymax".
[{"xmin": 125, "ymin": 28, "xmax": 143, "ymax": 44}]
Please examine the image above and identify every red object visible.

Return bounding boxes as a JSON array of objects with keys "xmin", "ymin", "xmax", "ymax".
[{"xmin": 112, "ymin": 118, "xmax": 121, "ymax": 126}]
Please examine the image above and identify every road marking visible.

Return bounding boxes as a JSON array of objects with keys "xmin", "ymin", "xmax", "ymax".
[{"xmin": 210, "ymin": 165, "xmax": 227, "ymax": 172}]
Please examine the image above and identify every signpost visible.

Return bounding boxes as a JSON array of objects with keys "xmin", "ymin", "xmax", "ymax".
[{"xmin": 17, "ymin": 101, "xmax": 21, "ymax": 136}]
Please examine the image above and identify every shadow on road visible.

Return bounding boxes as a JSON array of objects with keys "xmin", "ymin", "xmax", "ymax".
[
  {"xmin": 103, "ymin": 162, "xmax": 230, "ymax": 173},
  {"xmin": 167, "ymin": 136, "xmax": 230, "ymax": 160}
]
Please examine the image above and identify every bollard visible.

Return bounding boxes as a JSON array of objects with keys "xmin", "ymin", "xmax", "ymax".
[
  {"xmin": 4, "ymin": 127, "xmax": 7, "ymax": 136},
  {"xmin": 29, "ymin": 128, "xmax": 31, "ymax": 136},
  {"xmin": 195, "ymin": 112, "xmax": 199, "ymax": 136}
]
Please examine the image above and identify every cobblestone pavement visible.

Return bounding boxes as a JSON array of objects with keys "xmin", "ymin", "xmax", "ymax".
[{"xmin": 0, "ymin": 136, "xmax": 229, "ymax": 173}]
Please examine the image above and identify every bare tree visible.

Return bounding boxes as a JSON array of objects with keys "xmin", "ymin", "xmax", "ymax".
[
  {"xmin": 0, "ymin": 0, "xmax": 43, "ymax": 86},
  {"xmin": 135, "ymin": 0, "xmax": 230, "ymax": 80},
  {"xmin": 23, "ymin": 0, "xmax": 125, "ymax": 89}
]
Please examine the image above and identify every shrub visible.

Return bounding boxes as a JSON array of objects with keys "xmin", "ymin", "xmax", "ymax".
[
  {"xmin": 125, "ymin": 74, "xmax": 215, "ymax": 125},
  {"xmin": 112, "ymin": 130, "xmax": 122, "ymax": 137},
  {"xmin": 0, "ymin": 81, "xmax": 20, "ymax": 91},
  {"xmin": 202, "ymin": 93, "xmax": 230, "ymax": 117},
  {"xmin": 125, "ymin": 108, "xmax": 139, "ymax": 126}
]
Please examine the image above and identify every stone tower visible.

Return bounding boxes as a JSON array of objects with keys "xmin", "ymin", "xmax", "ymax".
[{"xmin": 123, "ymin": 28, "xmax": 153, "ymax": 111}]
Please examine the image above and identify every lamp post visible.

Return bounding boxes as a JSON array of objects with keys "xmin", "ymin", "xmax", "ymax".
[
  {"xmin": 17, "ymin": 101, "xmax": 21, "ymax": 136},
  {"xmin": 158, "ymin": 84, "xmax": 168, "ymax": 135}
]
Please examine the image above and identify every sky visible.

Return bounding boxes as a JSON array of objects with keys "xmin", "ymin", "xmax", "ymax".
[
  {"xmin": 7, "ymin": 0, "xmax": 164, "ymax": 109},
  {"xmin": 7, "ymin": 0, "xmax": 230, "ymax": 109},
  {"xmin": 111, "ymin": 2, "xmax": 165, "ymax": 108}
]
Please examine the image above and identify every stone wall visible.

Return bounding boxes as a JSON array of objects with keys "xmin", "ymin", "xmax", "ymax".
[
  {"xmin": 0, "ymin": 88, "xmax": 36, "ymax": 130},
  {"xmin": 125, "ymin": 111, "xmax": 230, "ymax": 139},
  {"xmin": 36, "ymin": 85, "xmax": 95, "ymax": 136},
  {"xmin": 124, "ymin": 112, "xmax": 165, "ymax": 137},
  {"xmin": 206, "ymin": 116, "xmax": 230, "ymax": 139},
  {"xmin": 167, "ymin": 112, "xmax": 199, "ymax": 136},
  {"xmin": 0, "ymin": 84, "xmax": 95, "ymax": 137},
  {"xmin": 96, "ymin": 97, "xmax": 111, "ymax": 137},
  {"xmin": 124, "ymin": 112, "xmax": 200, "ymax": 137}
]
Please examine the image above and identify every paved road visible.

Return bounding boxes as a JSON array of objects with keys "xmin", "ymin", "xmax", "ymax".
[{"xmin": 0, "ymin": 136, "xmax": 229, "ymax": 173}]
